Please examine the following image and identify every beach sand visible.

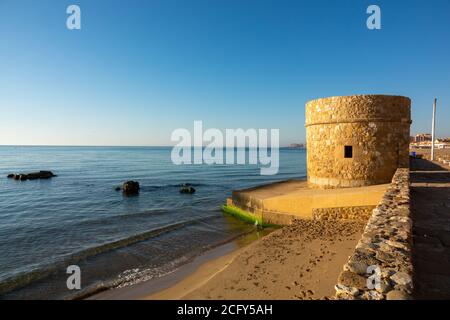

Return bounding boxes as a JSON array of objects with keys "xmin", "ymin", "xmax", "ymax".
[{"xmin": 144, "ymin": 219, "xmax": 364, "ymax": 300}]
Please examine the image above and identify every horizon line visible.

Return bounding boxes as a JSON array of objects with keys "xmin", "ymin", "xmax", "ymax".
[{"xmin": 0, "ymin": 144, "xmax": 304, "ymax": 148}]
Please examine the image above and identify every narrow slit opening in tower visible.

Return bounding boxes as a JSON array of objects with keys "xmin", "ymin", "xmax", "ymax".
[{"xmin": 344, "ymin": 146, "xmax": 353, "ymax": 158}]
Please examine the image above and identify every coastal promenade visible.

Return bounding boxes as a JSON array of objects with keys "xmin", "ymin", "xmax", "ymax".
[{"xmin": 410, "ymin": 158, "xmax": 450, "ymax": 299}]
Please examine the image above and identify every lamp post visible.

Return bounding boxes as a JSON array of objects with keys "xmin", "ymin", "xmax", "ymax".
[{"xmin": 431, "ymin": 98, "xmax": 437, "ymax": 161}]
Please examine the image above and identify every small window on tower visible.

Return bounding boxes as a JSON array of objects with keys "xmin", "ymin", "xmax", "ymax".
[{"xmin": 344, "ymin": 146, "xmax": 353, "ymax": 158}]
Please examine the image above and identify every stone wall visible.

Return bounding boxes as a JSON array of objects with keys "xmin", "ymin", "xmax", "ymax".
[
  {"xmin": 335, "ymin": 168, "xmax": 413, "ymax": 300},
  {"xmin": 227, "ymin": 197, "xmax": 299, "ymax": 226},
  {"xmin": 312, "ymin": 205, "xmax": 375, "ymax": 222},
  {"xmin": 306, "ymin": 95, "xmax": 411, "ymax": 189}
]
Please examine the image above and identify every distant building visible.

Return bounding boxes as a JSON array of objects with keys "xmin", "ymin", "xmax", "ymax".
[
  {"xmin": 435, "ymin": 139, "xmax": 450, "ymax": 149},
  {"xmin": 288, "ymin": 143, "xmax": 305, "ymax": 148},
  {"xmin": 410, "ymin": 137, "xmax": 450, "ymax": 149},
  {"xmin": 414, "ymin": 133, "xmax": 432, "ymax": 143}
]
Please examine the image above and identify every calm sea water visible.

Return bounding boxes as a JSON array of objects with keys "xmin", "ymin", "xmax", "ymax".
[{"xmin": 0, "ymin": 146, "xmax": 306, "ymax": 299}]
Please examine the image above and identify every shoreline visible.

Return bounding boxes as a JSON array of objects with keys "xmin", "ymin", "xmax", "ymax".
[
  {"xmin": 89, "ymin": 227, "xmax": 273, "ymax": 300},
  {"xmin": 91, "ymin": 219, "xmax": 364, "ymax": 300},
  {"xmin": 145, "ymin": 242, "xmax": 245, "ymax": 300}
]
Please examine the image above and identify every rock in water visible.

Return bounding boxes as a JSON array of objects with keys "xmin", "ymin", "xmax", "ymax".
[
  {"xmin": 180, "ymin": 183, "xmax": 192, "ymax": 187},
  {"xmin": 25, "ymin": 171, "xmax": 57, "ymax": 180},
  {"xmin": 7, "ymin": 171, "xmax": 56, "ymax": 181},
  {"xmin": 180, "ymin": 186, "xmax": 196, "ymax": 194},
  {"xmin": 122, "ymin": 181, "xmax": 140, "ymax": 195}
]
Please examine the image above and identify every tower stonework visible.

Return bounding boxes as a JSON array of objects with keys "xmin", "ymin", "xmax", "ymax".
[{"xmin": 305, "ymin": 95, "xmax": 411, "ymax": 189}]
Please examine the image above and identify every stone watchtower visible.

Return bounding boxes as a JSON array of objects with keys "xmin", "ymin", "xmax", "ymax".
[{"xmin": 305, "ymin": 95, "xmax": 411, "ymax": 189}]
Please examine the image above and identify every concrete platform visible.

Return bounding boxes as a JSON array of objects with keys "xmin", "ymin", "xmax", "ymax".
[{"xmin": 226, "ymin": 179, "xmax": 389, "ymax": 225}]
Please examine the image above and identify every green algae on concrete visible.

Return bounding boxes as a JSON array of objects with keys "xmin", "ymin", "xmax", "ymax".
[{"xmin": 222, "ymin": 205, "xmax": 279, "ymax": 228}]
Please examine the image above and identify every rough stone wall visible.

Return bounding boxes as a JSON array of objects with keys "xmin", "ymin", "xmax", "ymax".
[
  {"xmin": 335, "ymin": 168, "xmax": 413, "ymax": 300},
  {"xmin": 306, "ymin": 95, "xmax": 411, "ymax": 188},
  {"xmin": 312, "ymin": 205, "xmax": 375, "ymax": 222}
]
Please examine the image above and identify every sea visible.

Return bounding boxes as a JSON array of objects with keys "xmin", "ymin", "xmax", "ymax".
[{"xmin": 0, "ymin": 146, "xmax": 306, "ymax": 299}]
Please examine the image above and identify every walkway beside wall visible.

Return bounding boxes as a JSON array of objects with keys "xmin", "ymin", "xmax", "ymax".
[{"xmin": 410, "ymin": 158, "xmax": 450, "ymax": 299}]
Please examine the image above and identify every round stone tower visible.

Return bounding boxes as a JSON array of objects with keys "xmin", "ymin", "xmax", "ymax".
[{"xmin": 305, "ymin": 95, "xmax": 411, "ymax": 189}]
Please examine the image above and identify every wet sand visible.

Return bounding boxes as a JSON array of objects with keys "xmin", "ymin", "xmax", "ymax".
[
  {"xmin": 89, "ymin": 229, "xmax": 274, "ymax": 300},
  {"xmin": 145, "ymin": 219, "xmax": 364, "ymax": 300}
]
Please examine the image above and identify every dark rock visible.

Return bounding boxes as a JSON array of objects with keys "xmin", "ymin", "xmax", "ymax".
[
  {"xmin": 122, "ymin": 181, "xmax": 140, "ymax": 195},
  {"xmin": 25, "ymin": 171, "xmax": 57, "ymax": 180},
  {"xmin": 115, "ymin": 187, "xmax": 121, "ymax": 191},
  {"xmin": 8, "ymin": 171, "xmax": 56, "ymax": 181},
  {"xmin": 180, "ymin": 186, "xmax": 196, "ymax": 194}
]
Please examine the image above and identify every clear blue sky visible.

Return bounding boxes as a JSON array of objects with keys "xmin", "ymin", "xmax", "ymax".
[{"xmin": 0, "ymin": 0, "xmax": 449, "ymax": 146}]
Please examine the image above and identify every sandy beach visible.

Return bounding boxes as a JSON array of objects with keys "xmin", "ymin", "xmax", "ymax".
[{"xmin": 143, "ymin": 219, "xmax": 364, "ymax": 300}]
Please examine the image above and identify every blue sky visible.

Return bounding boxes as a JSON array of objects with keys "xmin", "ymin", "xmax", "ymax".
[{"xmin": 0, "ymin": 0, "xmax": 449, "ymax": 146}]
